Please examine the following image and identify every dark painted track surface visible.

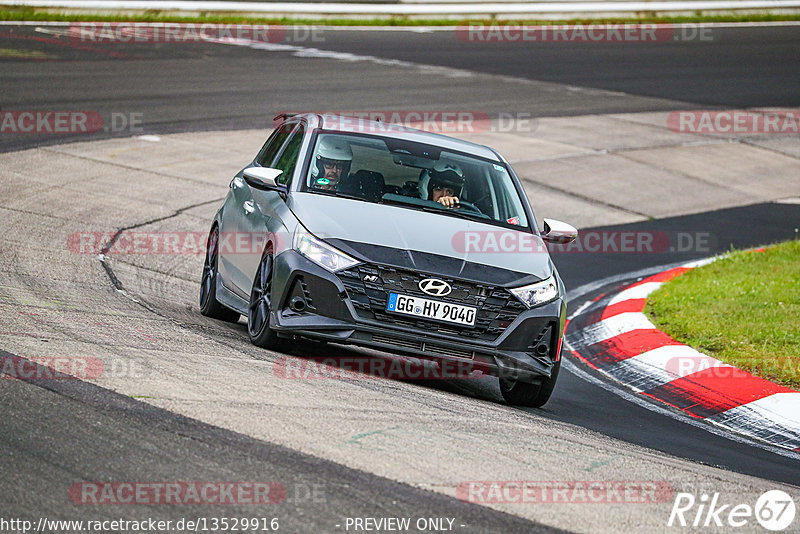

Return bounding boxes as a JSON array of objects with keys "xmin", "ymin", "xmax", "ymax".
[{"xmin": 1, "ymin": 23, "xmax": 799, "ymax": 529}]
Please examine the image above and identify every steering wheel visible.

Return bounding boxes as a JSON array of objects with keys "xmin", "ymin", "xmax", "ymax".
[{"xmin": 454, "ymin": 201, "xmax": 483, "ymax": 214}]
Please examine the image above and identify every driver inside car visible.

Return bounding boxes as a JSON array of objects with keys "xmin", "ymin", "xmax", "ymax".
[
  {"xmin": 420, "ymin": 161, "xmax": 466, "ymax": 209},
  {"xmin": 311, "ymin": 136, "xmax": 352, "ymax": 191}
]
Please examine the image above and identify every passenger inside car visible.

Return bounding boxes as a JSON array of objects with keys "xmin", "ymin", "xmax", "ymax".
[
  {"xmin": 304, "ymin": 133, "xmax": 531, "ymax": 227},
  {"xmin": 310, "ymin": 136, "xmax": 352, "ymax": 191}
]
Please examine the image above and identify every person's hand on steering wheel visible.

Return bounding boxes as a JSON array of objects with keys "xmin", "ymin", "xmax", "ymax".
[{"xmin": 437, "ymin": 195, "xmax": 460, "ymax": 208}]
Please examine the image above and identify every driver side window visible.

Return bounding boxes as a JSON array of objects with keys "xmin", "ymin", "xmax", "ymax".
[
  {"xmin": 256, "ymin": 122, "xmax": 295, "ymax": 167},
  {"xmin": 273, "ymin": 123, "xmax": 305, "ymax": 186}
]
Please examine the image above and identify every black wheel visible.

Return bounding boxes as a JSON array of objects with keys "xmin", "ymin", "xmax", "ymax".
[
  {"xmin": 200, "ymin": 226, "xmax": 240, "ymax": 322},
  {"xmin": 500, "ymin": 359, "xmax": 560, "ymax": 408},
  {"xmin": 248, "ymin": 250, "xmax": 288, "ymax": 350}
]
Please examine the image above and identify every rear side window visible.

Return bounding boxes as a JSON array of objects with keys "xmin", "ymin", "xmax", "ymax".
[{"xmin": 273, "ymin": 123, "xmax": 305, "ymax": 186}]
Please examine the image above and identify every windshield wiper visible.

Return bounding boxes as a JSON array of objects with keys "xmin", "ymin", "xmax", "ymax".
[
  {"xmin": 380, "ymin": 195, "xmax": 426, "ymax": 208},
  {"xmin": 308, "ymin": 190, "xmax": 371, "ymax": 203},
  {"xmin": 380, "ymin": 194, "xmax": 491, "ymax": 222},
  {"xmin": 433, "ymin": 208, "xmax": 491, "ymax": 223}
]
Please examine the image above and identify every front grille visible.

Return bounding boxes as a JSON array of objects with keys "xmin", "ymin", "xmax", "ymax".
[
  {"xmin": 370, "ymin": 333, "xmax": 475, "ymax": 360},
  {"xmin": 372, "ymin": 333, "xmax": 421, "ymax": 351},
  {"xmin": 424, "ymin": 343, "xmax": 475, "ymax": 360},
  {"xmin": 338, "ymin": 264, "xmax": 525, "ymax": 341}
]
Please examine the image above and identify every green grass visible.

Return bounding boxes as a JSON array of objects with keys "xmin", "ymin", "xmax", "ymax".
[
  {"xmin": 1, "ymin": 7, "xmax": 800, "ymax": 25},
  {"xmin": 646, "ymin": 241, "xmax": 800, "ymax": 389}
]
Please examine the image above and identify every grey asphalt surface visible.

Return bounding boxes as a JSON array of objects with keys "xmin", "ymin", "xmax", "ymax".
[
  {"xmin": 0, "ymin": 353, "xmax": 558, "ymax": 533},
  {"xmin": 1, "ymin": 23, "xmax": 799, "ymax": 532},
  {"xmin": 282, "ymin": 25, "xmax": 800, "ymax": 108},
  {"xmin": 2, "ymin": 24, "xmax": 798, "ymax": 152}
]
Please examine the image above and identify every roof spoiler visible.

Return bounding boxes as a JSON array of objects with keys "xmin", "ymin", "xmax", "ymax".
[{"xmin": 273, "ymin": 112, "xmax": 302, "ymax": 123}]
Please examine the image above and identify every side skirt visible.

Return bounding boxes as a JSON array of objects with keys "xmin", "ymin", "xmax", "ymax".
[{"xmin": 216, "ymin": 277, "xmax": 249, "ymax": 316}]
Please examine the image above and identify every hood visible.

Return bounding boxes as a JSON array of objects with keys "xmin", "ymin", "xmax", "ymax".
[{"xmin": 288, "ymin": 193, "xmax": 553, "ymax": 285}]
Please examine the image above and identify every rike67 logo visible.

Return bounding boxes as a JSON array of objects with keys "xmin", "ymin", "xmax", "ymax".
[{"xmin": 668, "ymin": 490, "xmax": 796, "ymax": 531}]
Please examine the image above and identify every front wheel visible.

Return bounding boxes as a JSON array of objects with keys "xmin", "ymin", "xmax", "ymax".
[
  {"xmin": 499, "ymin": 359, "xmax": 560, "ymax": 408},
  {"xmin": 199, "ymin": 226, "xmax": 240, "ymax": 323},
  {"xmin": 248, "ymin": 250, "xmax": 288, "ymax": 351}
]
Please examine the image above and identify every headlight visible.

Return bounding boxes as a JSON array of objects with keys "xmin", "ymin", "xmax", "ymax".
[
  {"xmin": 509, "ymin": 276, "xmax": 559, "ymax": 308},
  {"xmin": 293, "ymin": 227, "xmax": 360, "ymax": 272}
]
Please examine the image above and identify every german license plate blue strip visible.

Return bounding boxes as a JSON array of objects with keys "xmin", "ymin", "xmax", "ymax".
[{"xmin": 386, "ymin": 292, "xmax": 476, "ymax": 327}]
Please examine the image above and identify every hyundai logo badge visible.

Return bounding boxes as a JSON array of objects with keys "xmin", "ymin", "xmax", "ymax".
[{"xmin": 419, "ymin": 278, "xmax": 452, "ymax": 297}]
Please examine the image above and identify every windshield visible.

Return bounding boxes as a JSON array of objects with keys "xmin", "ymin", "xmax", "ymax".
[{"xmin": 301, "ymin": 132, "xmax": 530, "ymax": 229}]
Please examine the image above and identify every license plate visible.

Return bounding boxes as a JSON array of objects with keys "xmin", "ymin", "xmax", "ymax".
[{"xmin": 386, "ymin": 293, "xmax": 476, "ymax": 327}]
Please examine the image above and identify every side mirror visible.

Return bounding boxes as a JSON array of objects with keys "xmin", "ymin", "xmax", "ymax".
[
  {"xmin": 242, "ymin": 167, "xmax": 284, "ymax": 191},
  {"xmin": 541, "ymin": 218, "xmax": 578, "ymax": 244}
]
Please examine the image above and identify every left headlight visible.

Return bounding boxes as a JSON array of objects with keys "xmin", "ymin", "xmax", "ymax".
[
  {"xmin": 293, "ymin": 226, "xmax": 360, "ymax": 273},
  {"xmin": 509, "ymin": 276, "xmax": 559, "ymax": 308}
]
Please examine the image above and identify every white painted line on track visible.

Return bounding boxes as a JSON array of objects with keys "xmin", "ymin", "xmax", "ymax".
[
  {"xmin": 204, "ymin": 36, "xmax": 634, "ymax": 98},
  {"xmin": 4, "ymin": 21, "xmax": 800, "ymax": 29},
  {"xmin": 714, "ymin": 393, "xmax": 800, "ymax": 431},
  {"xmin": 606, "ymin": 280, "xmax": 662, "ymax": 306},
  {"xmin": 567, "ymin": 311, "xmax": 655, "ymax": 346},
  {"xmin": 5, "ymin": 0, "xmax": 800, "ymax": 15},
  {"xmin": 681, "ymin": 257, "xmax": 718, "ymax": 268},
  {"xmin": 608, "ymin": 345, "xmax": 731, "ymax": 391},
  {"xmin": 562, "ymin": 357, "xmax": 800, "ymax": 460},
  {"xmin": 565, "ymin": 254, "xmax": 800, "ymax": 454},
  {"xmin": 708, "ymin": 393, "xmax": 800, "ymax": 450},
  {"xmin": 566, "ymin": 260, "xmax": 691, "ymax": 315}
]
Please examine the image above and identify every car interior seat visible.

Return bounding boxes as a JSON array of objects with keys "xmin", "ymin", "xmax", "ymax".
[{"xmin": 337, "ymin": 170, "xmax": 386, "ymax": 202}]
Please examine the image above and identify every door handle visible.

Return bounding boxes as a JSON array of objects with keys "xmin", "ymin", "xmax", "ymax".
[{"xmin": 243, "ymin": 200, "xmax": 255, "ymax": 214}]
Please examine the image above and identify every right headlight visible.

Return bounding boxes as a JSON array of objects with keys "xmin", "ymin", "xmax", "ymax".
[
  {"xmin": 292, "ymin": 226, "xmax": 360, "ymax": 273},
  {"xmin": 509, "ymin": 276, "xmax": 559, "ymax": 308}
]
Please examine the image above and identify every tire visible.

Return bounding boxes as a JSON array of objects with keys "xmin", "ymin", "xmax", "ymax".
[
  {"xmin": 247, "ymin": 249, "xmax": 288, "ymax": 351},
  {"xmin": 500, "ymin": 359, "xmax": 560, "ymax": 408},
  {"xmin": 200, "ymin": 226, "xmax": 241, "ymax": 323}
]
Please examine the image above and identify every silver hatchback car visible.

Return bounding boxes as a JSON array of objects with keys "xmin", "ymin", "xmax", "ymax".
[{"xmin": 200, "ymin": 113, "xmax": 577, "ymax": 407}]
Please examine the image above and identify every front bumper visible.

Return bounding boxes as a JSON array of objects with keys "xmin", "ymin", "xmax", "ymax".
[{"xmin": 269, "ymin": 250, "xmax": 566, "ymax": 383}]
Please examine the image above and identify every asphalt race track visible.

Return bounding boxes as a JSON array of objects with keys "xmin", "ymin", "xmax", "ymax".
[
  {"xmin": 2, "ymin": 23, "xmax": 799, "ymax": 151},
  {"xmin": 1, "ymin": 22, "xmax": 799, "ymax": 533}
]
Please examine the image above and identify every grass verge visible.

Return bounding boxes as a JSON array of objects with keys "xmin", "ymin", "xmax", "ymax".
[
  {"xmin": 1, "ymin": 8, "xmax": 800, "ymax": 25},
  {"xmin": 646, "ymin": 241, "xmax": 800, "ymax": 389}
]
